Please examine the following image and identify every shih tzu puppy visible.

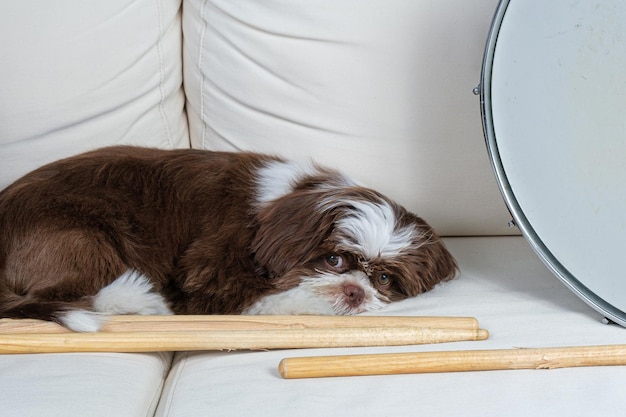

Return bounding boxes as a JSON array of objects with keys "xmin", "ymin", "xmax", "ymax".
[{"xmin": 0, "ymin": 146, "xmax": 456, "ymax": 332}]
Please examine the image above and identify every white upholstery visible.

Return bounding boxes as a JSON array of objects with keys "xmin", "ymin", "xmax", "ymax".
[
  {"xmin": 1, "ymin": 1, "xmax": 624, "ymax": 416},
  {"xmin": 0, "ymin": 0, "xmax": 189, "ymax": 191},
  {"xmin": 0, "ymin": 352, "xmax": 173, "ymax": 417},
  {"xmin": 182, "ymin": 0, "xmax": 511, "ymax": 236}
]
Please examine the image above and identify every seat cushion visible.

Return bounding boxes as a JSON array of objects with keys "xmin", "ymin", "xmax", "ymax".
[
  {"xmin": 0, "ymin": 352, "xmax": 173, "ymax": 417},
  {"xmin": 155, "ymin": 237, "xmax": 626, "ymax": 417}
]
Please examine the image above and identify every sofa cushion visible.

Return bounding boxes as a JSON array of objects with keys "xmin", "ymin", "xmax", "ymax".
[
  {"xmin": 0, "ymin": 352, "xmax": 173, "ymax": 417},
  {"xmin": 154, "ymin": 237, "xmax": 626, "ymax": 417},
  {"xmin": 0, "ymin": 0, "xmax": 189, "ymax": 191},
  {"xmin": 182, "ymin": 0, "xmax": 512, "ymax": 236}
]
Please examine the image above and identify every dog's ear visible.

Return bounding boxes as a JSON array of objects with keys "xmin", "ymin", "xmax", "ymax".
[
  {"xmin": 252, "ymin": 189, "xmax": 337, "ymax": 277},
  {"xmin": 394, "ymin": 214, "xmax": 458, "ymax": 297}
]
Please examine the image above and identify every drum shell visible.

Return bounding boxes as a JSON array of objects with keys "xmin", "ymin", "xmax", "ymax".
[{"xmin": 479, "ymin": 0, "xmax": 626, "ymax": 326}]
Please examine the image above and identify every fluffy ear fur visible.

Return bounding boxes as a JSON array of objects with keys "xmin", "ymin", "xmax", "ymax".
[
  {"xmin": 392, "ymin": 211, "xmax": 458, "ymax": 298},
  {"xmin": 252, "ymin": 188, "xmax": 338, "ymax": 278},
  {"xmin": 420, "ymin": 230, "xmax": 458, "ymax": 291}
]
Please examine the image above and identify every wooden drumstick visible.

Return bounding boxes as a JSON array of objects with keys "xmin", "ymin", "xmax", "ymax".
[
  {"xmin": 278, "ymin": 344, "xmax": 626, "ymax": 379},
  {"xmin": 0, "ymin": 315, "xmax": 481, "ymax": 334},
  {"xmin": 0, "ymin": 326, "xmax": 489, "ymax": 354}
]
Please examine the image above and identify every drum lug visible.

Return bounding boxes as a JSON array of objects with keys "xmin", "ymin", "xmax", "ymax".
[
  {"xmin": 472, "ymin": 85, "xmax": 481, "ymax": 95},
  {"xmin": 507, "ymin": 219, "xmax": 517, "ymax": 229},
  {"xmin": 602, "ymin": 317, "xmax": 618, "ymax": 326}
]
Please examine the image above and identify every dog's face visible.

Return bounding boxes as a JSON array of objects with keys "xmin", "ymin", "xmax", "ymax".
[{"xmin": 245, "ymin": 163, "xmax": 457, "ymax": 315}]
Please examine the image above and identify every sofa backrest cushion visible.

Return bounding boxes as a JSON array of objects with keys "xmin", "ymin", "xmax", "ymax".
[
  {"xmin": 182, "ymin": 0, "xmax": 513, "ymax": 236},
  {"xmin": 0, "ymin": 0, "xmax": 189, "ymax": 190}
]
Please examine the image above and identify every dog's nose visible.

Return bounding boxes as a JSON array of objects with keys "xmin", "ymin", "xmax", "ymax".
[{"xmin": 343, "ymin": 284, "xmax": 365, "ymax": 307}]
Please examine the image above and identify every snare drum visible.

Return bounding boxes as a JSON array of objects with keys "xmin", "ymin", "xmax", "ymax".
[{"xmin": 479, "ymin": 0, "xmax": 626, "ymax": 326}]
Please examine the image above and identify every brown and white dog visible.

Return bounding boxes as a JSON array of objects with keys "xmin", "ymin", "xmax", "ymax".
[{"xmin": 0, "ymin": 146, "xmax": 456, "ymax": 332}]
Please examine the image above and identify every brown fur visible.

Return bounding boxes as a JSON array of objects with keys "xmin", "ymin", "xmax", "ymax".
[{"xmin": 0, "ymin": 146, "xmax": 457, "ymax": 325}]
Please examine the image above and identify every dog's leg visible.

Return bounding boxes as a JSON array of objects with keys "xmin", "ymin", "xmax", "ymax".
[
  {"xmin": 59, "ymin": 270, "xmax": 173, "ymax": 331},
  {"xmin": 91, "ymin": 269, "xmax": 172, "ymax": 316}
]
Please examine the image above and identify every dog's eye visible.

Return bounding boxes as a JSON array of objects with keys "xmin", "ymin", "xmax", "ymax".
[
  {"xmin": 326, "ymin": 254, "xmax": 344, "ymax": 269},
  {"xmin": 377, "ymin": 274, "xmax": 392, "ymax": 286}
]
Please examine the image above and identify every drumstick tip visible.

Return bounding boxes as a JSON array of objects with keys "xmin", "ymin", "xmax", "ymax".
[{"xmin": 278, "ymin": 358, "xmax": 288, "ymax": 378}]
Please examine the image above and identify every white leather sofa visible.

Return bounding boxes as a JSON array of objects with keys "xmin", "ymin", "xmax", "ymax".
[{"xmin": 1, "ymin": 1, "xmax": 624, "ymax": 416}]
